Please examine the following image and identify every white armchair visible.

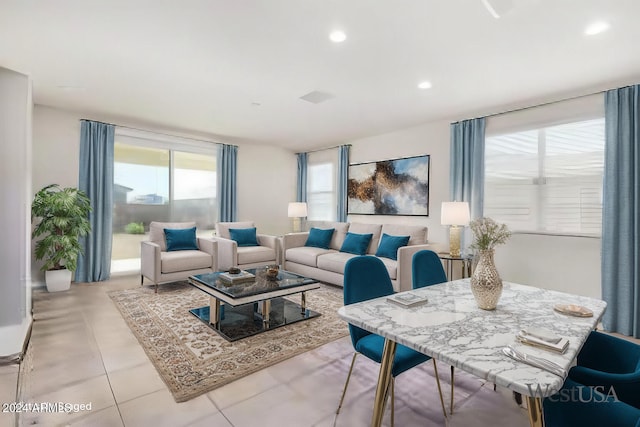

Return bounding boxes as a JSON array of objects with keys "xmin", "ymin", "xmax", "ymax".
[
  {"xmin": 212, "ymin": 221, "xmax": 279, "ymax": 271},
  {"xmin": 140, "ymin": 221, "xmax": 217, "ymax": 293}
]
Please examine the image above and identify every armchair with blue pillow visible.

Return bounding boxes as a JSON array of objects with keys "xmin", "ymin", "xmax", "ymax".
[
  {"xmin": 213, "ymin": 221, "xmax": 279, "ymax": 271},
  {"xmin": 140, "ymin": 221, "xmax": 217, "ymax": 293}
]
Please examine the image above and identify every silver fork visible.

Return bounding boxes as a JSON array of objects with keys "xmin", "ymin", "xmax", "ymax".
[{"xmin": 502, "ymin": 345, "xmax": 567, "ymax": 377}]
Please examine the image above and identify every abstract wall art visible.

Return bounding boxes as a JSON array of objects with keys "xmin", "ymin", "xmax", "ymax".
[{"xmin": 347, "ymin": 155, "xmax": 430, "ymax": 216}]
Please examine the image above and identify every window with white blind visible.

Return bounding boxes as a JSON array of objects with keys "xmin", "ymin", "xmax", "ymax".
[
  {"xmin": 307, "ymin": 162, "xmax": 335, "ymax": 221},
  {"xmin": 306, "ymin": 149, "xmax": 338, "ymax": 221},
  {"xmin": 484, "ymin": 117, "xmax": 605, "ymax": 236}
]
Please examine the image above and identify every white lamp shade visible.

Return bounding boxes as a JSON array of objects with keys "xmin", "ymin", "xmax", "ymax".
[
  {"xmin": 288, "ymin": 202, "xmax": 308, "ymax": 218},
  {"xmin": 441, "ymin": 202, "xmax": 470, "ymax": 226}
]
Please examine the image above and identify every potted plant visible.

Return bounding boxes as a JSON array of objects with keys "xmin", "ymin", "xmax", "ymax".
[{"xmin": 31, "ymin": 184, "xmax": 92, "ymax": 292}]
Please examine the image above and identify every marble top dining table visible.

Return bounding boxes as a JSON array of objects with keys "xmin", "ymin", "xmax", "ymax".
[{"xmin": 337, "ymin": 278, "xmax": 607, "ymax": 427}]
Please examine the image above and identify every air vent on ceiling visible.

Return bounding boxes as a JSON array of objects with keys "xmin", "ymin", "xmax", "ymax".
[{"xmin": 299, "ymin": 91, "xmax": 335, "ymax": 104}]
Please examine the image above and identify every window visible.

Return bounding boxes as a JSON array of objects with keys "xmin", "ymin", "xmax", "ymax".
[
  {"xmin": 112, "ymin": 131, "xmax": 217, "ymax": 272},
  {"xmin": 484, "ymin": 118, "xmax": 604, "ymax": 236},
  {"xmin": 308, "ymin": 163, "xmax": 334, "ymax": 221},
  {"xmin": 306, "ymin": 149, "xmax": 338, "ymax": 221}
]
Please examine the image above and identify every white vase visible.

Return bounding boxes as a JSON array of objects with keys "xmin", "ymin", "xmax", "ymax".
[
  {"xmin": 45, "ymin": 269, "xmax": 72, "ymax": 292},
  {"xmin": 470, "ymin": 249, "xmax": 502, "ymax": 310}
]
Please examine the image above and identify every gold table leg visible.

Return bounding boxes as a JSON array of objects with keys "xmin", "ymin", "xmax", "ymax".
[
  {"xmin": 209, "ymin": 296, "xmax": 220, "ymax": 326},
  {"xmin": 261, "ymin": 299, "xmax": 271, "ymax": 325},
  {"xmin": 450, "ymin": 365, "xmax": 455, "ymax": 414},
  {"xmin": 301, "ymin": 292, "xmax": 306, "ymax": 314},
  {"xmin": 526, "ymin": 396, "xmax": 544, "ymax": 427},
  {"xmin": 371, "ymin": 339, "xmax": 397, "ymax": 427}
]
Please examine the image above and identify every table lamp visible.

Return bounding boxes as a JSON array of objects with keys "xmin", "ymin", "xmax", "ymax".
[
  {"xmin": 441, "ymin": 201, "xmax": 470, "ymax": 257},
  {"xmin": 288, "ymin": 202, "xmax": 307, "ymax": 233}
]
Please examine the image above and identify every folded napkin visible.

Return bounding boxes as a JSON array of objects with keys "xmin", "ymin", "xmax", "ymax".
[
  {"xmin": 517, "ymin": 329, "xmax": 569, "ymax": 354},
  {"xmin": 521, "ymin": 327, "xmax": 562, "ymax": 344}
]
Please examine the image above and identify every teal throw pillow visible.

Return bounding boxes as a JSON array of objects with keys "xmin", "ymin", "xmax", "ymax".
[
  {"xmin": 229, "ymin": 227, "xmax": 259, "ymax": 247},
  {"xmin": 164, "ymin": 227, "xmax": 198, "ymax": 251},
  {"xmin": 375, "ymin": 233, "xmax": 410, "ymax": 260},
  {"xmin": 305, "ymin": 227, "xmax": 334, "ymax": 249},
  {"xmin": 340, "ymin": 232, "xmax": 373, "ymax": 255}
]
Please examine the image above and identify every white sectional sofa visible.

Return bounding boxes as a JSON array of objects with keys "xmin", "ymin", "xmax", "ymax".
[{"xmin": 282, "ymin": 221, "xmax": 438, "ymax": 292}]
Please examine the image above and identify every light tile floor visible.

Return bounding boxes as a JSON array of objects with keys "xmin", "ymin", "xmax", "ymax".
[{"xmin": 2, "ymin": 275, "xmax": 537, "ymax": 427}]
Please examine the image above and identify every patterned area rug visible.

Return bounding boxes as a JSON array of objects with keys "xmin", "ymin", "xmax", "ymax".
[{"xmin": 108, "ymin": 282, "xmax": 348, "ymax": 402}]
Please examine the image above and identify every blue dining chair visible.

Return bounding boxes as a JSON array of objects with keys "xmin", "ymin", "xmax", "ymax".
[
  {"xmin": 544, "ymin": 378, "xmax": 640, "ymax": 427},
  {"xmin": 336, "ymin": 256, "xmax": 448, "ymax": 425},
  {"xmin": 568, "ymin": 331, "xmax": 640, "ymax": 409},
  {"xmin": 412, "ymin": 249, "xmax": 448, "ymax": 289},
  {"xmin": 411, "ymin": 249, "xmax": 455, "ymax": 413}
]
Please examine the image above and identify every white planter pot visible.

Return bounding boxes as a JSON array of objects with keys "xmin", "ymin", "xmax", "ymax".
[{"xmin": 45, "ymin": 269, "xmax": 72, "ymax": 292}]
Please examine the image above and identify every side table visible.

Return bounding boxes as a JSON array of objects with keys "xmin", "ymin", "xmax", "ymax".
[{"xmin": 437, "ymin": 253, "xmax": 473, "ymax": 281}]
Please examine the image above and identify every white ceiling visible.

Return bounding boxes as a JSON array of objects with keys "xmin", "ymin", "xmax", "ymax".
[{"xmin": 1, "ymin": 0, "xmax": 639, "ymax": 151}]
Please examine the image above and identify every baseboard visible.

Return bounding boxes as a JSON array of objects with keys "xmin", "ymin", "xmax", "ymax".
[
  {"xmin": 30, "ymin": 280, "xmax": 45, "ymax": 289},
  {"xmin": 0, "ymin": 317, "xmax": 33, "ymax": 362}
]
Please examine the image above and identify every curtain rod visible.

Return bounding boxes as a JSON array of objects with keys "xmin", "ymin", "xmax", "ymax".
[
  {"xmin": 80, "ymin": 119, "xmax": 233, "ymax": 147},
  {"xmin": 451, "ymin": 85, "xmax": 616, "ymax": 124},
  {"xmin": 296, "ymin": 143, "xmax": 351, "ymax": 155}
]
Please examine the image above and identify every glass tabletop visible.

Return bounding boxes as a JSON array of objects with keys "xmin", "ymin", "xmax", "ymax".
[
  {"xmin": 190, "ymin": 267, "xmax": 317, "ymax": 299},
  {"xmin": 437, "ymin": 252, "xmax": 474, "ymax": 261}
]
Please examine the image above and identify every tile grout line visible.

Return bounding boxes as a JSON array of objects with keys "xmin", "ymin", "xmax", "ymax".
[{"xmin": 83, "ymin": 285, "xmax": 128, "ymax": 427}]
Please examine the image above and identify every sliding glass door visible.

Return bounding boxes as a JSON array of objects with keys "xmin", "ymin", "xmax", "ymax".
[{"xmin": 112, "ymin": 140, "xmax": 216, "ymax": 272}]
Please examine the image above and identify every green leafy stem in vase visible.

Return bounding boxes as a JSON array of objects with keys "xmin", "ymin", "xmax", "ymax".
[{"xmin": 469, "ymin": 217, "xmax": 511, "ymax": 251}]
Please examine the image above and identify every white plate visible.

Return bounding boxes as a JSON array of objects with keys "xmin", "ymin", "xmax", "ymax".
[{"xmin": 553, "ymin": 304, "xmax": 593, "ymax": 317}]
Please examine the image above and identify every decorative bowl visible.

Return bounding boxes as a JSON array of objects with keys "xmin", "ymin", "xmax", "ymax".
[{"xmin": 265, "ymin": 265, "xmax": 279, "ymax": 280}]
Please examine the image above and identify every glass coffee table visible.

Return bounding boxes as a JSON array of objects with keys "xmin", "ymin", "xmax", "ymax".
[{"xmin": 188, "ymin": 267, "xmax": 321, "ymax": 341}]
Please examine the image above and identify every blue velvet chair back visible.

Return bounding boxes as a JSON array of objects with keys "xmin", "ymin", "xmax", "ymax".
[
  {"xmin": 412, "ymin": 250, "xmax": 447, "ymax": 289},
  {"xmin": 544, "ymin": 378, "xmax": 640, "ymax": 427},
  {"xmin": 344, "ymin": 256, "xmax": 394, "ymax": 348},
  {"xmin": 570, "ymin": 331, "xmax": 640, "ymax": 409}
]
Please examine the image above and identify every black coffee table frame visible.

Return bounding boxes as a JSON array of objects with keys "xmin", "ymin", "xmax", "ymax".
[{"xmin": 188, "ymin": 267, "xmax": 321, "ymax": 341}]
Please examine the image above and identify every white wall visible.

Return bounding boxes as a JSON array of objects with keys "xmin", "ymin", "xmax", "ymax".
[
  {"xmin": 0, "ymin": 67, "xmax": 32, "ymax": 357},
  {"xmin": 32, "ymin": 106, "xmax": 81, "ymax": 191},
  {"xmin": 495, "ymin": 234, "xmax": 601, "ymax": 299},
  {"xmin": 236, "ymin": 142, "xmax": 296, "ymax": 235},
  {"xmin": 347, "ymin": 119, "xmax": 452, "ymax": 249},
  {"xmin": 31, "ymin": 105, "xmax": 295, "ymax": 281}
]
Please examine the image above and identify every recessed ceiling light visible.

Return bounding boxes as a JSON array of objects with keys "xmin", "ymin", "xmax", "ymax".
[
  {"xmin": 585, "ymin": 21, "xmax": 610, "ymax": 36},
  {"xmin": 418, "ymin": 81, "xmax": 432, "ymax": 90},
  {"xmin": 329, "ymin": 30, "xmax": 346, "ymax": 43}
]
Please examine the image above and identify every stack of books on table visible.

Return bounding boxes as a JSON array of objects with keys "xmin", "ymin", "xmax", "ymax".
[
  {"xmin": 386, "ymin": 292, "xmax": 429, "ymax": 308},
  {"xmin": 218, "ymin": 270, "xmax": 256, "ymax": 285}
]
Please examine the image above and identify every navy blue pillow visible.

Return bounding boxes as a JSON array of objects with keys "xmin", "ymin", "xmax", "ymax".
[
  {"xmin": 305, "ymin": 228, "xmax": 335, "ymax": 249},
  {"xmin": 164, "ymin": 227, "xmax": 198, "ymax": 251},
  {"xmin": 375, "ymin": 233, "xmax": 410, "ymax": 260},
  {"xmin": 229, "ymin": 227, "xmax": 259, "ymax": 247},
  {"xmin": 340, "ymin": 232, "xmax": 373, "ymax": 255}
]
